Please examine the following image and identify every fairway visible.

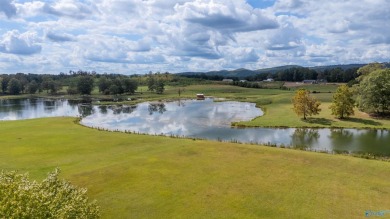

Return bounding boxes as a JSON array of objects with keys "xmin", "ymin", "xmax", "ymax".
[{"xmin": 1, "ymin": 117, "xmax": 389, "ymax": 218}]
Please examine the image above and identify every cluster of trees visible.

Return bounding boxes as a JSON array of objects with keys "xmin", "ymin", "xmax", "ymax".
[
  {"xmin": 1, "ymin": 70, "xmax": 206, "ymax": 96},
  {"xmin": 292, "ymin": 63, "xmax": 390, "ymax": 119},
  {"xmin": 146, "ymin": 76, "xmax": 165, "ymax": 94},
  {"xmin": 98, "ymin": 77, "xmax": 138, "ymax": 95},
  {"xmin": 247, "ymin": 67, "xmax": 359, "ymax": 83},
  {"xmin": 182, "ymin": 74, "xmax": 225, "ymax": 81},
  {"xmin": 0, "ymin": 71, "xmax": 168, "ymax": 96},
  {"xmin": 292, "ymin": 86, "xmax": 354, "ymax": 120},
  {"xmin": 182, "ymin": 66, "xmax": 360, "ymax": 83},
  {"xmin": 231, "ymin": 81, "xmax": 289, "ymax": 90},
  {"xmin": 354, "ymin": 63, "xmax": 390, "ymax": 115},
  {"xmin": 0, "ymin": 169, "xmax": 99, "ymax": 218},
  {"xmin": 232, "ymin": 81, "xmax": 263, "ymax": 89}
]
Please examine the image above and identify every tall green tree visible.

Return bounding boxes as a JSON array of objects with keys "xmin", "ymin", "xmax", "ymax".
[
  {"xmin": 123, "ymin": 78, "xmax": 138, "ymax": 94},
  {"xmin": 77, "ymin": 76, "xmax": 94, "ymax": 95},
  {"xmin": 7, "ymin": 78, "xmax": 22, "ymax": 95},
  {"xmin": 292, "ymin": 89, "xmax": 321, "ymax": 120},
  {"xmin": 147, "ymin": 77, "xmax": 156, "ymax": 92},
  {"xmin": 26, "ymin": 80, "xmax": 39, "ymax": 94},
  {"xmin": 1, "ymin": 76, "xmax": 9, "ymax": 94},
  {"xmin": 98, "ymin": 77, "xmax": 111, "ymax": 94},
  {"xmin": 155, "ymin": 80, "xmax": 165, "ymax": 94},
  {"xmin": 355, "ymin": 68, "xmax": 390, "ymax": 115},
  {"xmin": 0, "ymin": 77, "xmax": 3, "ymax": 94},
  {"xmin": 329, "ymin": 85, "xmax": 355, "ymax": 119},
  {"xmin": 357, "ymin": 62, "xmax": 384, "ymax": 78}
]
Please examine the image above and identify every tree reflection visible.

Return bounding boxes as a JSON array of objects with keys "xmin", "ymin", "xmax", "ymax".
[
  {"xmin": 99, "ymin": 106, "xmax": 108, "ymax": 114},
  {"xmin": 328, "ymin": 129, "xmax": 354, "ymax": 153},
  {"xmin": 78, "ymin": 105, "xmax": 94, "ymax": 117},
  {"xmin": 121, "ymin": 106, "xmax": 136, "ymax": 114},
  {"xmin": 148, "ymin": 103, "xmax": 166, "ymax": 115},
  {"xmin": 177, "ymin": 100, "xmax": 185, "ymax": 107},
  {"xmin": 112, "ymin": 106, "xmax": 136, "ymax": 114},
  {"xmin": 0, "ymin": 99, "xmax": 24, "ymax": 112},
  {"xmin": 291, "ymin": 128, "xmax": 320, "ymax": 149}
]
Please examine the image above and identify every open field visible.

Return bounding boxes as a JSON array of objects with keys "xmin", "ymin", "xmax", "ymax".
[{"xmin": 1, "ymin": 117, "xmax": 390, "ymax": 218}]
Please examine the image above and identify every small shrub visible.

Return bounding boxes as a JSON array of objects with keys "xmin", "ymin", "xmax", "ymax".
[{"xmin": 0, "ymin": 168, "xmax": 100, "ymax": 219}]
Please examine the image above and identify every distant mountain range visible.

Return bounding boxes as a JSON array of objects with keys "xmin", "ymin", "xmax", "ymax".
[{"xmin": 177, "ymin": 63, "xmax": 389, "ymax": 79}]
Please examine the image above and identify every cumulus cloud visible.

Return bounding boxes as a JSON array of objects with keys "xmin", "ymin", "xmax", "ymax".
[
  {"xmin": 14, "ymin": 1, "xmax": 45, "ymax": 18},
  {"xmin": 159, "ymin": 0, "xmax": 278, "ymax": 60},
  {"xmin": 80, "ymin": 35, "xmax": 156, "ymax": 63},
  {"xmin": 42, "ymin": 0, "xmax": 94, "ymax": 19},
  {"xmin": 226, "ymin": 47, "xmax": 259, "ymax": 63},
  {"xmin": 0, "ymin": 0, "xmax": 17, "ymax": 18},
  {"xmin": 0, "ymin": 0, "xmax": 388, "ymax": 73},
  {"xmin": 46, "ymin": 31, "xmax": 75, "ymax": 42},
  {"xmin": 175, "ymin": 0, "xmax": 279, "ymax": 32},
  {"xmin": 265, "ymin": 24, "xmax": 302, "ymax": 50},
  {"xmin": 0, "ymin": 30, "xmax": 42, "ymax": 55}
]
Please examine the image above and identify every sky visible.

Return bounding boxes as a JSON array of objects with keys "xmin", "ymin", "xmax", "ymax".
[{"xmin": 0, "ymin": 0, "xmax": 389, "ymax": 74}]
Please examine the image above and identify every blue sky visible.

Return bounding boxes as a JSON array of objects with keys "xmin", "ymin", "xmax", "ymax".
[{"xmin": 0, "ymin": 0, "xmax": 389, "ymax": 74}]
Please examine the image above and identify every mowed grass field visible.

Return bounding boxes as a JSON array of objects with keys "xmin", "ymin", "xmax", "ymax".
[{"xmin": 1, "ymin": 117, "xmax": 390, "ymax": 218}]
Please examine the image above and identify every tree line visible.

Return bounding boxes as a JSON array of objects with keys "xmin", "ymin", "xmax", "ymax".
[
  {"xmin": 247, "ymin": 67, "xmax": 359, "ymax": 83},
  {"xmin": 0, "ymin": 71, "xmax": 173, "ymax": 96},
  {"xmin": 182, "ymin": 66, "xmax": 359, "ymax": 83}
]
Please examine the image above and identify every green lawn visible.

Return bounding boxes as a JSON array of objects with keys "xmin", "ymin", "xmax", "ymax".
[{"xmin": 1, "ymin": 117, "xmax": 390, "ymax": 218}]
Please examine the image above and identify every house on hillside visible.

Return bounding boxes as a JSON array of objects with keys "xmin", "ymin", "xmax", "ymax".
[
  {"xmin": 239, "ymin": 80, "xmax": 247, "ymax": 83},
  {"xmin": 263, "ymin": 78, "xmax": 274, "ymax": 82}
]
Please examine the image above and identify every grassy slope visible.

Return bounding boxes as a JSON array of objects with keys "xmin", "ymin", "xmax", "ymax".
[{"xmin": 1, "ymin": 117, "xmax": 390, "ymax": 218}]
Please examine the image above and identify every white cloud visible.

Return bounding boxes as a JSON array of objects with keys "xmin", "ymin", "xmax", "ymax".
[
  {"xmin": 46, "ymin": 31, "xmax": 75, "ymax": 42},
  {"xmin": 0, "ymin": 30, "xmax": 41, "ymax": 55},
  {"xmin": 264, "ymin": 24, "xmax": 302, "ymax": 50},
  {"xmin": 175, "ymin": 0, "xmax": 279, "ymax": 32},
  {"xmin": 0, "ymin": 0, "xmax": 388, "ymax": 74},
  {"xmin": 42, "ymin": 0, "xmax": 95, "ymax": 19}
]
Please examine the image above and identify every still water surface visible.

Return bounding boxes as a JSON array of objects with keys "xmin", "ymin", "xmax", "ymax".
[{"xmin": 1, "ymin": 98, "xmax": 389, "ymax": 155}]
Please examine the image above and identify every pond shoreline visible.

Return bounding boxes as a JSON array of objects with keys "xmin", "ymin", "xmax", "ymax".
[
  {"xmin": 75, "ymin": 117, "xmax": 390, "ymax": 162},
  {"xmin": 2, "ymin": 95, "xmax": 389, "ymax": 131}
]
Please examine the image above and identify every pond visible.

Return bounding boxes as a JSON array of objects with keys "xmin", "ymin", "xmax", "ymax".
[{"xmin": 1, "ymin": 98, "xmax": 390, "ymax": 156}]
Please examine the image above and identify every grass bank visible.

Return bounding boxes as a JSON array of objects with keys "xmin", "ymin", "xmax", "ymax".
[{"xmin": 1, "ymin": 117, "xmax": 390, "ymax": 218}]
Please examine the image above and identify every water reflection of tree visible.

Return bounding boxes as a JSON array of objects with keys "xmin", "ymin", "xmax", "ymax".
[
  {"xmin": 177, "ymin": 100, "xmax": 185, "ymax": 107},
  {"xmin": 99, "ymin": 106, "xmax": 108, "ymax": 114},
  {"xmin": 291, "ymin": 128, "xmax": 320, "ymax": 149},
  {"xmin": 328, "ymin": 129, "xmax": 353, "ymax": 153},
  {"xmin": 78, "ymin": 105, "xmax": 94, "ymax": 117},
  {"xmin": 148, "ymin": 103, "xmax": 167, "ymax": 115},
  {"xmin": 43, "ymin": 99, "xmax": 59, "ymax": 113},
  {"xmin": 112, "ymin": 106, "xmax": 136, "ymax": 114},
  {"xmin": 0, "ymin": 99, "xmax": 24, "ymax": 112}
]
